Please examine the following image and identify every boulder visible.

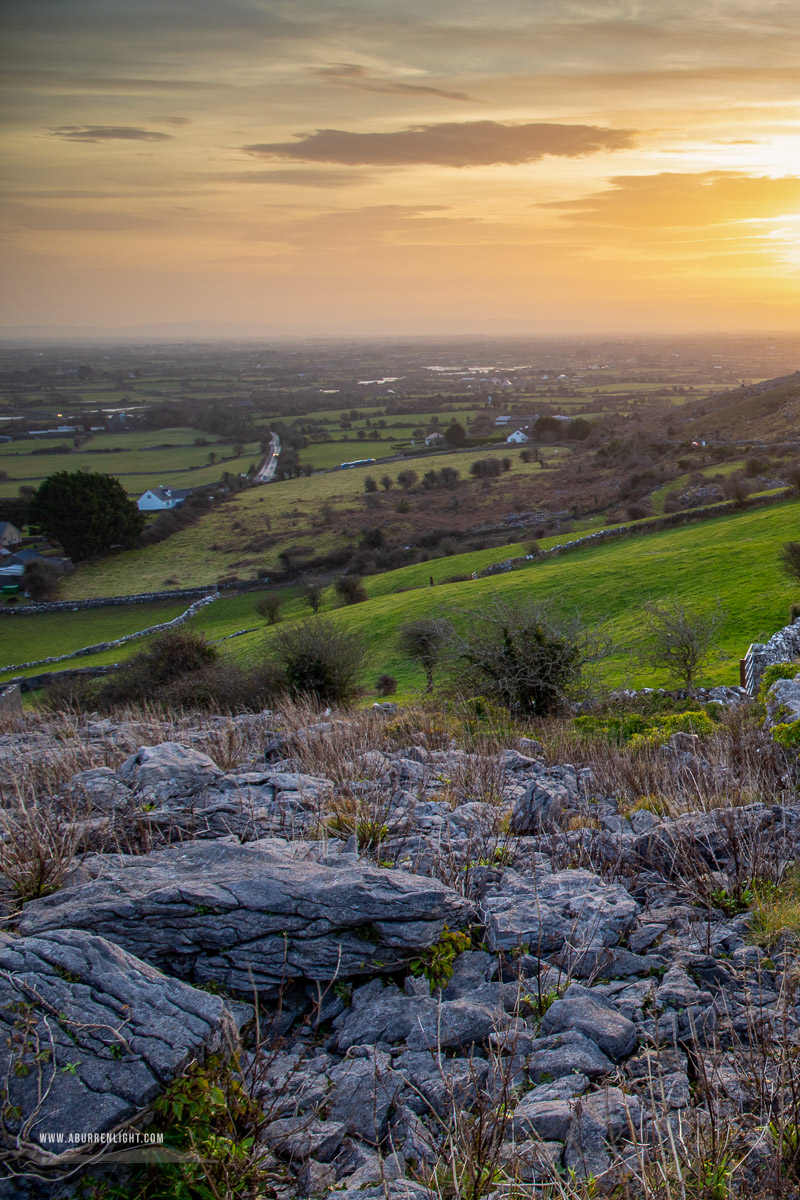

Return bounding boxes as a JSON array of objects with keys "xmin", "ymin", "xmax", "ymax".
[
  {"xmin": 766, "ymin": 676, "xmax": 800, "ymax": 727},
  {"xmin": 19, "ymin": 841, "xmax": 472, "ymax": 998},
  {"xmin": 117, "ymin": 741, "xmax": 224, "ymax": 800},
  {"xmin": 540, "ymin": 984, "xmax": 638, "ymax": 1061},
  {"xmin": 0, "ymin": 929, "xmax": 240, "ymax": 1158},
  {"xmin": 482, "ymin": 868, "xmax": 637, "ymax": 955}
]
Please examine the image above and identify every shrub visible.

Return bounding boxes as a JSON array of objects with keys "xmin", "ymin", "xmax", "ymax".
[
  {"xmin": 93, "ymin": 629, "xmax": 218, "ymax": 708},
  {"xmin": 22, "ymin": 559, "xmax": 61, "ymax": 601},
  {"xmin": 758, "ymin": 661, "xmax": 800, "ymax": 703},
  {"xmin": 450, "ymin": 599, "xmax": 604, "ymax": 716},
  {"xmin": 779, "ymin": 541, "xmax": 800, "ymax": 584},
  {"xmin": 375, "ymin": 673, "xmax": 398, "ymax": 696},
  {"xmin": 159, "ymin": 660, "xmax": 284, "ymax": 711},
  {"xmin": 254, "ymin": 592, "xmax": 282, "ymax": 624},
  {"xmin": 335, "ymin": 574, "xmax": 368, "ymax": 604},
  {"xmin": 270, "ymin": 616, "xmax": 365, "ymax": 704}
]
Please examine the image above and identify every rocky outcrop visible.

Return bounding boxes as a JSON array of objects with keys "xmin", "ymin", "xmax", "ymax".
[
  {"xmin": 0, "ymin": 929, "xmax": 243, "ymax": 1159},
  {"xmin": 18, "ymin": 841, "xmax": 473, "ymax": 997}
]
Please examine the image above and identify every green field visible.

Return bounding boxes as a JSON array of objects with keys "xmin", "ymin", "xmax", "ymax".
[
  {"xmin": 0, "ymin": 428, "xmax": 263, "ymax": 497},
  {"xmin": 8, "ymin": 499, "xmax": 797, "ymax": 696},
  {"xmin": 0, "ymin": 599, "xmax": 190, "ymax": 678},
  {"xmin": 55, "ymin": 447, "xmax": 555, "ymax": 599}
]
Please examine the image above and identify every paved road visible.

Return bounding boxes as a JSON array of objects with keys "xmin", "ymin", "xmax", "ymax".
[{"xmin": 255, "ymin": 432, "xmax": 281, "ymax": 482}]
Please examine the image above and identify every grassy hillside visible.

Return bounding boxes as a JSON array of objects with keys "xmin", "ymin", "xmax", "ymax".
[
  {"xmin": 191, "ymin": 498, "xmax": 800, "ymax": 693},
  {"xmin": 8, "ymin": 498, "xmax": 799, "ymax": 695},
  {"xmin": 56, "ymin": 447, "xmax": 563, "ymax": 599}
]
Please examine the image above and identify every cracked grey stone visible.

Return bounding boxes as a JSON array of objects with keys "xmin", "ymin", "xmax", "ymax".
[
  {"xmin": 540, "ymin": 985, "xmax": 638, "ymax": 1061},
  {"xmin": 483, "ymin": 868, "xmax": 637, "ymax": 955},
  {"xmin": 524, "ymin": 1030, "xmax": 614, "ymax": 1082},
  {"xmin": 19, "ymin": 841, "xmax": 472, "ymax": 999},
  {"xmin": 0, "ymin": 929, "xmax": 241, "ymax": 1154}
]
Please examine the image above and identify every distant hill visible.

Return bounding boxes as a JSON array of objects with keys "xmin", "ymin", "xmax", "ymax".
[{"xmin": 681, "ymin": 370, "xmax": 800, "ymax": 442}]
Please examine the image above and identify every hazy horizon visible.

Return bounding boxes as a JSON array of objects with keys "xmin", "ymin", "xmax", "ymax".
[{"xmin": 3, "ymin": 1, "xmax": 800, "ymax": 337}]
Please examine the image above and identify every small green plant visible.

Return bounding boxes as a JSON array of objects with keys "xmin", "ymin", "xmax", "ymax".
[
  {"xmin": 772, "ymin": 718, "xmax": 800, "ymax": 750},
  {"xmin": 410, "ymin": 926, "xmax": 472, "ymax": 992},
  {"xmin": 759, "ymin": 661, "xmax": 800, "ymax": 703}
]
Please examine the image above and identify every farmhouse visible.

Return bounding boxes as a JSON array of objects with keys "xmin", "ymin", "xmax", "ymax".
[
  {"xmin": 425, "ymin": 431, "xmax": 445, "ymax": 446},
  {"xmin": 506, "ymin": 429, "xmax": 530, "ymax": 444},
  {"xmin": 0, "ymin": 521, "xmax": 22, "ymax": 548},
  {"xmin": 137, "ymin": 486, "xmax": 193, "ymax": 511}
]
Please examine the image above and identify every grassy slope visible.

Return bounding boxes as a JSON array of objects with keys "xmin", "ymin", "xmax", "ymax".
[
  {"xmin": 57, "ymin": 449, "xmax": 557, "ymax": 599},
  {"xmin": 195, "ymin": 499, "xmax": 800, "ymax": 694}
]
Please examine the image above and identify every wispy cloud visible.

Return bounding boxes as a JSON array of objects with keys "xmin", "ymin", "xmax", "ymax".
[
  {"xmin": 244, "ymin": 121, "xmax": 635, "ymax": 167},
  {"xmin": 313, "ymin": 63, "xmax": 475, "ymax": 102},
  {"xmin": 50, "ymin": 125, "xmax": 173, "ymax": 143},
  {"xmin": 543, "ymin": 171, "xmax": 800, "ymax": 228},
  {"xmin": 226, "ymin": 167, "xmax": 371, "ymax": 188}
]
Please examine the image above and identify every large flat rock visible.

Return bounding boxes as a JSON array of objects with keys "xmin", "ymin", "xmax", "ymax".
[
  {"xmin": 19, "ymin": 841, "xmax": 472, "ymax": 997},
  {"xmin": 0, "ymin": 929, "xmax": 238, "ymax": 1163}
]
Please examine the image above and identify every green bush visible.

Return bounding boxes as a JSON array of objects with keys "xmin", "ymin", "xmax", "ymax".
[
  {"xmin": 270, "ymin": 615, "xmax": 365, "ymax": 704},
  {"xmin": 758, "ymin": 661, "xmax": 800, "ymax": 703},
  {"xmin": 772, "ymin": 719, "xmax": 800, "ymax": 749}
]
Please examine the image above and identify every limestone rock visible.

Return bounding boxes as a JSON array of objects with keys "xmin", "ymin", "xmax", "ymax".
[
  {"xmin": 0, "ymin": 929, "xmax": 240, "ymax": 1156},
  {"xmin": 19, "ymin": 841, "xmax": 472, "ymax": 998}
]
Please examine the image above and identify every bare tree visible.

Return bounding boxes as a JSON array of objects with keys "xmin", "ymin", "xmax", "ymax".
[
  {"xmin": 398, "ymin": 618, "xmax": 452, "ymax": 692},
  {"xmin": 255, "ymin": 591, "xmax": 282, "ymax": 625},
  {"xmin": 639, "ymin": 599, "xmax": 724, "ymax": 693},
  {"xmin": 302, "ymin": 579, "xmax": 324, "ymax": 614}
]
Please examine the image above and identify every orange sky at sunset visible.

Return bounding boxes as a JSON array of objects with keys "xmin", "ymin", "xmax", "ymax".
[{"xmin": 2, "ymin": 1, "xmax": 800, "ymax": 336}]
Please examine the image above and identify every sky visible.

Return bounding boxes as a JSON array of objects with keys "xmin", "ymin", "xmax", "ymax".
[{"xmin": 2, "ymin": 0, "xmax": 800, "ymax": 336}]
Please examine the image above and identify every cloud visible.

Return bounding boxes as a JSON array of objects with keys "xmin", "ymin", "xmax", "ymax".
[
  {"xmin": 313, "ymin": 63, "xmax": 475, "ymax": 102},
  {"xmin": 226, "ymin": 168, "xmax": 371, "ymax": 188},
  {"xmin": 50, "ymin": 125, "xmax": 173, "ymax": 143},
  {"xmin": 542, "ymin": 171, "xmax": 800, "ymax": 228},
  {"xmin": 243, "ymin": 121, "xmax": 635, "ymax": 167}
]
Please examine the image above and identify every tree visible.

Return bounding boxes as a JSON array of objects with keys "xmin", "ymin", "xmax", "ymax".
[
  {"xmin": 271, "ymin": 616, "xmax": 365, "ymax": 704},
  {"xmin": 723, "ymin": 473, "xmax": 751, "ymax": 508},
  {"xmin": 398, "ymin": 618, "xmax": 452, "ymax": 692},
  {"xmin": 302, "ymin": 579, "xmax": 324, "ymax": 614},
  {"xmin": 22, "ymin": 559, "xmax": 61, "ymax": 601},
  {"xmin": 255, "ymin": 592, "xmax": 283, "ymax": 625},
  {"xmin": 779, "ymin": 542, "xmax": 800, "ymax": 584},
  {"xmin": 27, "ymin": 471, "xmax": 145, "ymax": 562},
  {"xmin": 451, "ymin": 599, "xmax": 602, "ymax": 716},
  {"xmin": 444, "ymin": 421, "xmax": 467, "ymax": 447},
  {"xmin": 380, "ymin": 475, "xmax": 393, "ymax": 491},
  {"xmin": 638, "ymin": 599, "xmax": 723, "ymax": 693},
  {"xmin": 364, "ymin": 475, "xmax": 378, "ymax": 493}
]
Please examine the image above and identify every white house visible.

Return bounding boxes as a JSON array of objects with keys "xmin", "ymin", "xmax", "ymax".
[
  {"xmin": 425, "ymin": 431, "xmax": 445, "ymax": 446},
  {"xmin": 506, "ymin": 429, "xmax": 529, "ymax": 444},
  {"xmin": 137, "ymin": 485, "xmax": 193, "ymax": 511}
]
